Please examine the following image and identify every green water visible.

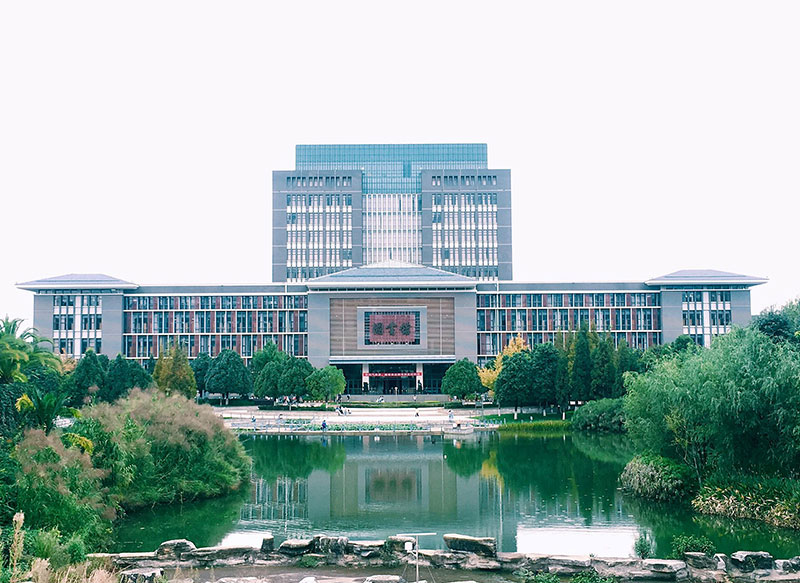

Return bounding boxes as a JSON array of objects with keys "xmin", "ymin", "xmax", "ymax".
[{"xmin": 112, "ymin": 433, "xmax": 800, "ymax": 558}]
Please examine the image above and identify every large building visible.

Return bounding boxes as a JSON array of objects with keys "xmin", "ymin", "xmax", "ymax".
[
  {"xmin": 272, "ymin": 144, "xmax": 512, "ymax": 282},
  {"xmin": 18, "ymin": 144, "xmax": 767, "ymax": 394}
]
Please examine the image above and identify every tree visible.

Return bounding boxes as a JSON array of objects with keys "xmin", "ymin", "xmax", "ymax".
[
  {"xmin": 15, "ymin": 384, "xmax": 80, "ymax": 435},
  {"xmin": 569, "ymin": 326, "xmax": 592, "ymax": 401},
  {"xmin": 752, "ymin": 312, "xmax": 795, "ymax": 342},
  {"xmin": 190, "ymin": 352, "xmax": 212, "ymax": 397},
  {"xmin": 478, "ymin": 334, "xmax": 528, "ymax": 394},
  {"xmin": 0, "ymin": 317, "xmax": 61, "ymax": 384},
  {"xmin": 251, "ymin": 341, "xmax": 283, "ymax": 377},
  {"xmin": 614, "ymin": 339, "xmax": 641, "ymax": 396},
  {"xmin": 65, "ymin": 349, "xmax": 106, "ymax": 407},
  {"xmin": 145, "ymin": 355, "xmax": 156, "ymax": 375},
  {"xmin": 277, "ymin": 356, "xmax": 313, "ymax": 398},
  {"xmin": 205, "ymin": 349, "xmax": 251, "ymax": 402},
  {"xmin": 529, "ymin": 343, "xmax": 561, "ymax": 406},
  {"xmin": 153, "ymin": 344, "xmax": 197, "ymax": 399},
  {"xmin": 253, "ymin": 349, "xmax": 290, "ymax": 398},
  {"xmin": 494, "ymin": 350, "xmax": 535, "ymax": 410},
  {"xmin": 590, "ymin": 336, "xmax": 617, "ymax": 399},
  {"xmin": 97, "ymin": 355, "xmax": 152, "ymax": 403},
  {"xmin": 305, "ymin": 365, "xmax": 346, "ymax": 402},
  {"xmin": 671, "ymin": 334, "xmax": 697, "ymax": 353},
  {"xmin": 441, "ymin": 359, "xmax": 482, "ymax": 400}
]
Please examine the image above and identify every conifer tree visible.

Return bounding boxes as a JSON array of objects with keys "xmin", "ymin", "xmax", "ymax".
[
  {"xmin": 590, "ymin": 335, "xmax": 617, "ymax": 399},
  {"xmin": 569, "ymin": 326, "xmax": 592, "ymax": 401},
  {"xmin": 154, "ymin": 344, "xmax": 197, "ymax": 399}
]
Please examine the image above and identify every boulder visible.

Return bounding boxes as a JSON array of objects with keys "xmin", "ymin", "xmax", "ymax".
[
  {"xmin": 299, "ymin": 577, "xmax": 317, "ymax": 583},
  {"xmin": 364, "ymin": 576, "xmax": 406, "ymax": 583},
  {"xmin": 643, "ymin": 559, "xmax": 690, "ymax": 581},
  {"xmin": 591, "ymin": 557, "xmax": 641, "ymax": 577},
  {"xmin": 113, "ymin": 552, "xmax": 160, "ymax": 569},
  {"xmin": 548, "ymin": 556, "xmax": 592, "ymax": 576},
  {"xmin": 316, "ymin": 535, "xmax": 349, "ymax": 555},
  {"xmin": 731, "ymin": 552, "xmax": 774, "ymax": 572},
  {"xmin": 776, "ymin": 558, "xmax": 800, "ymax": 573},
  {"xmin": 522, "ymin": 554, "xmax": 551, "ymax": 573},
  {"xmin": 714, "ymin": 554, "xmax": 731, "ymax": 572},
  {"xmin": 119, "ymin": 568, "xmax": 163, "ymax": 583},
  {"xmin": 442, "ymin": 534, "xmax": 497, "ymax": 557},
  {"xmin": 417, "ymin": 550, "xmax": 467, "ymax": 569},
  {"xmin": 260, "ymin": 535, "xmax": 274, "ymax": 553},
  {"xmin": 386, "ymin": 535, "xmax": 416, "ymax": 552},
  {"xmin": 182, "ymin": 546, "xmax": 258, "ymax": 565},
  {"xmin": 684, "ymin": 553, "xmax": 717, "ymax": 570},
  {"xmin": 496, "ymin": 552, "xmax": 525, "ymax": 569},
  {"xmin": 278, "ymin": 539, "xmax": 315, "ymax": 556},
  {"xmin": 350, "ymin": 540, "xmax": 385, "ymax": 558},
  {"xmin": 464, "ymin": 555, "xmax": 502, "ymax": 571},
  {"xmin": 156, "ymin": 539, "xmax": 196, "ymax": 560}
]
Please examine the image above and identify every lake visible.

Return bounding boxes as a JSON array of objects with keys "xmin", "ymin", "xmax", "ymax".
[{"xmin": 112, "ymin": 432, "xmax": 800, "ymax": 558}]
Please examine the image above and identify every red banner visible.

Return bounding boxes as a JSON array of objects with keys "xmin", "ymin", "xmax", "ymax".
[
  {"xmin": 367, "ymin": 312, "xmax": 416, "ymax": 344},
  {"xmin": 363, "ymin": 372, "xmax": 422, "ymax": 377}
]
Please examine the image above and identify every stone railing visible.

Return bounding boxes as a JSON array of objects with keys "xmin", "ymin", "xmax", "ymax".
[{"xmin": 88, "ymin": 534, "xmax": 800, "ymax": 583}]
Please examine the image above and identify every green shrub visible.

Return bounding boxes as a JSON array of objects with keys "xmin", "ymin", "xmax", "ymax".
[
  {"xmin": 571, "ymin": 570, "xmax": 617, "ymax": 583},
  {"xmin": 634, "ymin": 531, "xmax": 653, "ymax": 559},
  {"xmin": 28, "ymin": 528, "xmax": 84, "ymax": 570},
  {"xmin": 691, "ymin": 476, "xmax": 800, "ymax": 530},
  {"xmin": 669, "ymin": 534, "xmax": 715, "ymax": 559},
  {"xmin": 298, "ymin": 555, "xmax": 320, "ymax": 568},
  {"xmin": 619, "ymin": 454, "xmax": 694, "ymax": 502},
  {"xmin": 497, "ymin": 420, "xmax": 571, "ymax": 433},
  {"xmin": 514, "ymin": 569, "xmax": 559, "ymax": 583},
  {"xmin": 572, "ymin": 398, "xmax": 625, "ymax": 433},
  {"xmin": 71, "ymin": 388, "xmax": 251, "ymax": 509}
]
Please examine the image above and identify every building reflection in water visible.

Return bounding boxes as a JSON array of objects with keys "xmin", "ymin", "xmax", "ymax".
[{"xmin": 228, "ymin": 433, "xmax": 640, "ymax": 555}]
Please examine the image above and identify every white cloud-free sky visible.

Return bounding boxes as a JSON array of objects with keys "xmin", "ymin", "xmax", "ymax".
[{"xmin": 1, "ymin": 1, "xmax": 798, "ymax": 325}]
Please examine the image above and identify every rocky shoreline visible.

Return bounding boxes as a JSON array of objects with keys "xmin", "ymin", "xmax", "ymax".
[{"xmin": 89, "ymin": 534, "xmax": 800, "ymax": 583}]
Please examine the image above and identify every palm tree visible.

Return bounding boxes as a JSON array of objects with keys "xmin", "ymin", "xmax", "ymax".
[
  {"xmin": 15, "ymin": 383, "xmax": 80, "ymax": 435},
  {"xmin": 0, "ymin": 317, "xmax": 61, "ymax": 384}
]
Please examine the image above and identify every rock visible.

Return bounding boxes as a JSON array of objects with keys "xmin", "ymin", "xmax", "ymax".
[
  {"xmin": 497, "ymin": 552, "xmax": 525, "ymax": 569},
  {"xmin": 279, "ymin": 539, "xmax": 315, "ymax": 556},
  {"xmin": 119, "ymin": 568, "xmax": 163, "ymax": 583},
  {"xmin": 548, "ymin": 556, "xmax": 592, "ymax": 576},
  {"xmin": 417, "ymin": 549, "xmax": 467, "ymax": 569},
  {"xmin": 386, "ymin": 535, "xmax": 416, "ymax": 552},
  {"xmin": 442, "ymin": 534, "xmax": 497, "ymax": 557},
  {"xmin": 776, "ymin": 558, "xmax": 800, "ymax": 573},
  {"xmin": 316, "ymin": 535, "xmax": 349, "ymax": 555},
  {"xmin": 643, "ymin": 559, "xmax": 689, "ymax": 574},
  {"xmin": 260, "ymin": 535, "xmax": 274, "ymax": 553},
  {"xmin": 715, "ymin": 554, "xmax": 731, "ymax": 572},
  {"xmin": 364, "ymin": 576, "xmax": 406, "ymax": 583},
  {"xmin": 522, "ymin": 554, "xmax": 551, "ymax": 572},
  {"xmin": 156, "ymin": 539, "xmax": 196, "ymax": 560},
  {"xmin": 182, "ymin": 546, "xmax": 258, "ymax": 565},
  {"xmin": 113, "ymin": 552, "xmax": 159, "ymax": 569},
  {"xmin": 299, "ymin": 577, "xmax": 317, "ymax": 583},
  {"xmin": 685, "ymin": 553, "xmax": 717, "ymax": 570},
  {"xmin": 591, "ymin": 557, "xmax": 641, "ymax": 577},
  {"xmin": 464, "ymin": 555, "xmax": 502, "ymax": 571},
  {"xmin": 350, "ymin": 540, "xmax": 385, "ymax": 558},
  {"xmin": 731, "ymin": 552, "xmax": 774, "ymax": 572}
]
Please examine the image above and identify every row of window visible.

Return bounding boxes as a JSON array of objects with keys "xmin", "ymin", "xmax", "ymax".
[
  {"xmin": 124, "ymin": 334, "xmax": 307, "ymax": 359},
  {"xmin": 124, "ymin": 295, "xmax": 308, "ymax": 311},
  {"xmin": 432, "ymin": 192, "xmax": 498, "ymax": 206},
  {"xmin": 286, "ymin": 211, "xmax": 353, "ymax": 229},
  {"xmin": 682, "ymin": 290, "xmax": 733, "ymax": 302},
  {"xmin": 286, "ymin": 193, "xmax": 354, "ymax": 207},
  {"xmin": 52, "ymin": 314, "xmax": 103, "ymax": 331},
  {"xmin": 478, "ymin": 307, "xmax": 660, "ymax": 332},
  {"xmin": 53, "ymin": 295, "xmax": 102, "ymax": 307},
  {"xmin": 285, "ymin": 176, "xmax": 353, "ymax": 189},
  {"xmin": 430, "ymin": 175, "xmax": 497, "ymax": 187},
  {"xmin": 477, "ymin": 331, "xmax": 659, "ymax": 356},
  {"xmin": 127, "ymin": 310, "xmax": 308, "ymax": 334},
  {"xmin": 477, "ymin": 292, "xmax": 660, "ymax": 308},
  {"xmin": 682, "ymin": 309, "xmax": 732, "ymax": 327}
]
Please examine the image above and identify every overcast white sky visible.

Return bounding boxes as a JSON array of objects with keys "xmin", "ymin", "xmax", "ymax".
[{"xmin": 2, "ymin": 1, "xmax": 798, "ymax": 326}]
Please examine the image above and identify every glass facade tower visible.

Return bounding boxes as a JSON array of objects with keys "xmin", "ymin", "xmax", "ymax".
[{"xmin": 272, "ymin": 144, "xmax": 512, "ymax": 282}]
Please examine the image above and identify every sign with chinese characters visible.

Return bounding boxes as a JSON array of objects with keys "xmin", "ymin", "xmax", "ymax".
[{"xmin": 364, "ymin": 311, "xmax": 420, "ymax": 345}]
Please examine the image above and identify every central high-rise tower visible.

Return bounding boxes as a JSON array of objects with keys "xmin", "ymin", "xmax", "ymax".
[{"xmin": 272, "ymin": 144, "xmax": 512, "ymax": 282}]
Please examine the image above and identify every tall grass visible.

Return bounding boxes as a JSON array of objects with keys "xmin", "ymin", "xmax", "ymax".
[{"xmin": 497, "ymin": 419, "xmax": 571, "ymax": 433}]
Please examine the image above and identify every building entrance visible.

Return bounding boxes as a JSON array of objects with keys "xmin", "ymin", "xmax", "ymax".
[{"xmin": 366, "ymin": 364, "xmax": 420, "ymax": 395}]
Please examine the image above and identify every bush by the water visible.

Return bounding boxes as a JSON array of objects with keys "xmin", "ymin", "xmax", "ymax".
[
  {"xmin": 571, "ymin": 398, "xmax": 625, "ymax": 433},
  {"xmin": 497, "ymin": 419, "xmax": 571, "ymax": 433},
  {"xmin": 669, "ymin": 534, "xmax": 715, "ymax": 559},
  {"xmin": 619, "ymin": 454, "xmax": 694, "ymax": 503},
  {"xmin": 71, "ymin": 388, "xmax": 251, "ymax": 509},
  {"xmin": 691, "ymin": 475, "xmax": 800, "ymax": 530}
]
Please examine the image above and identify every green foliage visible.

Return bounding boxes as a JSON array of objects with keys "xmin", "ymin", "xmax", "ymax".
[
  {"xmin": 298, "ymin": 555, "xmax": 320, "ymax": 568},
  {"xmin": 14, "ymin": 384, "xmax": 79, "ymax": 435},
  {"xmin": 276, "ymin": 356, "xmax": 313, "ymax": 398},
  {"xmin": 305, "ymin": 365, "xmax": 345, "ymax": 402},
  {"xmin": 66, "ymin": 350, "xmax": 106, "ymax": 407},
  {"xmin": 569, "ymin": 327, "xmax": 593, "ymax": 400},
  {"xmin": 590, "ymin": 337, "xmax": 617, "ymax": 399},
  {"xmin": 253, "ymin": 348, "xmax": 289, "ymax": 398},
  {"xmin": 0, "ymin": 383, "xmax": 25, "ymax": 439},
  {"xmin": 634, "ymin": 531, "xmax": 654, "ymax": 559},
  {"xmin": 441, "ymin": 359, "xmax": 482, "ymax": 400},
  {"xmin": 189, "ymin": 353, "xmax": 212, "ymax": 395},
  {"xmin": 752, "ymin": 312, "xmax": 795, "ymax": 342},
  {"xmin": 251, "ymin": 342, "xmax": 282, "ymax": 377},
  {"xmin": 97, "ymin": 355, "xmax": 151, "ymax": 403},
  {"xmin": 443, "ymin": 440, "xmax": 489, "ymax": 477},
  {"xmin": 691, "ymin": 475, "xmax": 800, "ymax": 530},
  {"xmin": 495, "ymin": 350, "xmax": 534, "ymax": 408},
  {"xmin": 29, "ymin": 528, "xmax": 86, "ymax": 570},
  {"xmin": 496, "ymin": 419, "xmax": 571, "ymax": 434},
  {"xmin": 0, "ymin": 318, "xmax": 61, "ymax": 385},
  {"xmin": 14, "ymin": 429, "xmax": 113, "ymax": 542},
  {"xmin": 244, "ymin": 436, "xmax": 344, "ymax": 481},
  {"xmin": 669, "ymin": 534, "xmax": 715, "ymax": 559},
  {"xmin": 153, "ymin": 345, "xmax": 197, "ymax": 399},
  {"xmin": 529, "ymin": 343, "xmax": 561, "ymax": 407},
  {"xmin": 619, "ymin": 454, "xmax": 695, "ymax": 503},
  {"xmin": 624, "ymin": 327, "xmax": 800, "ymax": 482},
  {"xmin": 71, "ymin": 388, "xmax": 251, "ymax": 509},
  {"xmin": 614, "ymin": 339, "xmax": 641, "ymax": 396},
  {"xmin": 205, "ymin": 349, "xmax": 250, "ymax": 399},
  {"xmin": 571, "ymin": 398, "xmax": 625, "ymax": 433},
  {"xmin": 570, "ymin": 570, "xmax": 617, "ymax": 583},
  {"xmin": 514, "ymin": 569, "xmax": 560, "ymax": 583}
]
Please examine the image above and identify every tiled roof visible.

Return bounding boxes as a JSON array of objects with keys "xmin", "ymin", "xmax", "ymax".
[
  {"xmin": 16, "ymin": 274, "xmax": 138, "ymax": 290},
  {"xmin": 645, "ymin": 269, "xmax": 767, "ymax": 286},
  {"xmin": 307, "ymin": 261, "xmax": 476, "ymax": 286}
]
